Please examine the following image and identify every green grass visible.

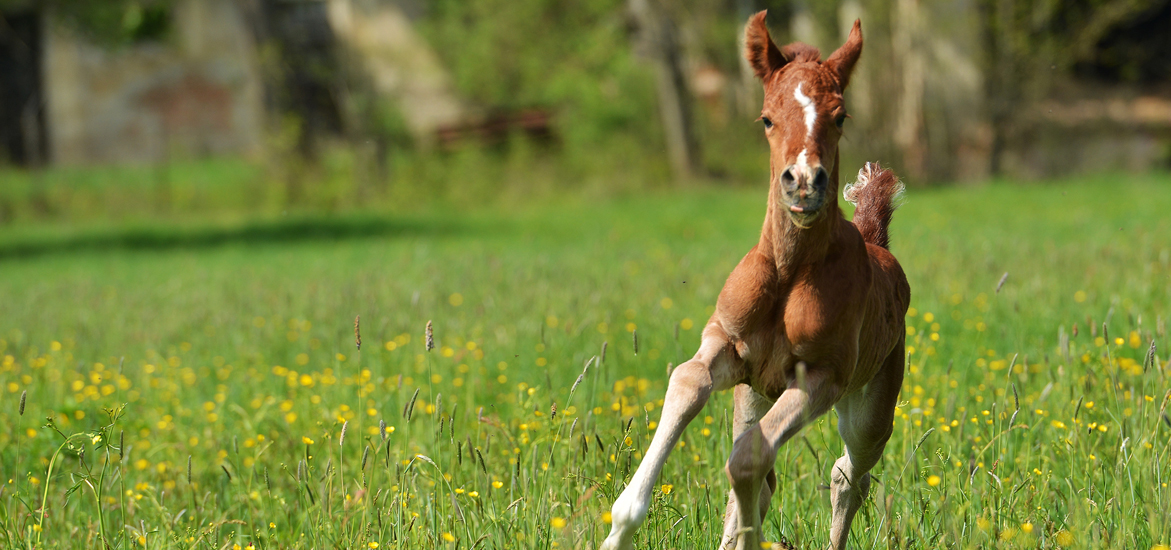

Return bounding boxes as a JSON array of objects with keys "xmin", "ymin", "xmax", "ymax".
[
  {"xmin": 0, "ymin": 158, "xmax": 264, "ymax": 224},
  {"xmin": 1, "ymin": 172, "xmax": 1169, "ymax": 549}
]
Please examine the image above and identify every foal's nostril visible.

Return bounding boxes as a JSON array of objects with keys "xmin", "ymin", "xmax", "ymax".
[
  {"xmin": 812, "ymin": 167, "xmax": 828, "ymax": 191},
  {"xmin": 781, "ymin": 168, "xmax": 796, "ymax": 190}
]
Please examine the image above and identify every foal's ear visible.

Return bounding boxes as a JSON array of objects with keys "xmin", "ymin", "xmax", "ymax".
[
  {"xmin": 744, "ymin": 11, "xmax": 785, "ymax": 80},
  {"xmin": 824, "ymin": 19, "xmax": 863, "ymax": 89}
]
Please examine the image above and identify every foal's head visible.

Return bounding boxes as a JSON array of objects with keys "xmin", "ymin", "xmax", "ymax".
[{"xmin": 745, "ymin": 11, "xmax": 862, "ymax": 227}]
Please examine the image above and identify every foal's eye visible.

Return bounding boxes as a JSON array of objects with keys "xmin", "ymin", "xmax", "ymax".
[
  {"xmin": 835, "ymin": 114, "xmax": 847, "ymax": 129},
  {"xmin": 761, "ymin": 117, "xmax": 773, "ymax": 129}
]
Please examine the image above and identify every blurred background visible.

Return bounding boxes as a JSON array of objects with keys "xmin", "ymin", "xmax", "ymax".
[{"xmin": 0, "ymin": 0, "xmax": 1168, "ymax": 226}]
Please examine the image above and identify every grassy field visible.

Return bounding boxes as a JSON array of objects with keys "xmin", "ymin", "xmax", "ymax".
[{"xmin": 1, "ymin": 172, "xmax": 1169, "ymax": 549}]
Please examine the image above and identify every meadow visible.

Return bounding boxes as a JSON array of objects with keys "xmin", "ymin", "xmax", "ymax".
[{"xmin": 0, "ymin": 172, "xmax": 1169, "ymax": 549}]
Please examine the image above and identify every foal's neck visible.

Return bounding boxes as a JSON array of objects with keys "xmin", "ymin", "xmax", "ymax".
[{"xmin": 761, "ymin": 181, "xmax": 841, "ymax": 282}]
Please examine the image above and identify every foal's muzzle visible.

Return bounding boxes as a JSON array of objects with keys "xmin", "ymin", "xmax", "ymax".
[{"xmin": 779, "ymin": 164, "xmax": 829, "ymax": 219}]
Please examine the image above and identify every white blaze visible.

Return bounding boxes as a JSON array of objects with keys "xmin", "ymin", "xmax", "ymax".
[
  {"xmin": 793, "ymin": 83, "xmax": 818, "ymax": 172},
  {"xmin": 794, "ymin": 83, "xmax": 817, "ymax": 139}
]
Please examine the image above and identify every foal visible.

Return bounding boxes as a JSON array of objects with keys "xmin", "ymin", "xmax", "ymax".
[{"xmin": 601, "ymin": 12, "xmax": 909, "ymax": 550}]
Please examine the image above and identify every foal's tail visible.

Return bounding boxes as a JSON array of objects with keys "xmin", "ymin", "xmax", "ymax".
[{"xmin": 843, "ymin": 162, "xmax": 905, "ymax": 250}]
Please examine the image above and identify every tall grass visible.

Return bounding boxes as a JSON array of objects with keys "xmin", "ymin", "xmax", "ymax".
[{"xmin": 0, "ymin": 172, "xmax": 1168, "ymax": 548}]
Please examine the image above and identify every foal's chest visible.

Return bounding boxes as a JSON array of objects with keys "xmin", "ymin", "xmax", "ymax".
[{"xmin": 727, "ymin": 277, "xmax": 862, "ymax": 400}]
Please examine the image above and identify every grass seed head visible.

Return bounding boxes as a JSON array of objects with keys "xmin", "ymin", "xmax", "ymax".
[
  {"xmin": 187, "ymin": 456, "xmax": 192, "ymax": 484},
  {"xmin": 425, "ymin": 320, "xmax": 434, "ymax": 351},
  {"xmin": 379, "ymin": 419, "xmax": 387, "ymax": 441},
  {"xmin": 405, "ymin": 388, "xmax": 420, "ymax": 421},
  {"xmin": 19, "ymin": 390, "xmax": 26, "ymax": 416},
  {"xmin": 354, "ymin": 315, "xmax": 361, "ymax": 350},
  {"xmin": 340, "ymin": 420, "xmax": 349, "ymax": 447}
]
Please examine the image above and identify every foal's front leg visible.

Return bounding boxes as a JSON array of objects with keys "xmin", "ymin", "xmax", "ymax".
[
  {"xmin": 600, "ymin": 329, "xmax": 735, "ymax": 550},
  {"xmin": 720, "ymin": 384, "xmax": 777, "ymax": 550},
  {"xmin": 725, "ymin": 368, "xmax": 842, "ymax": 550}
]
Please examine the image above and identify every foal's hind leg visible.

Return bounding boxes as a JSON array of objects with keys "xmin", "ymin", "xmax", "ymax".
[
  {"xmin": 720, "ymin": 384, "xmax": 776, "ymax": 550},
  {"xmin": 829, "ymin": 342, "xmax": 904, "ymax": 550},
  {"xmin": 726, "ymin": 368, "xmax": 842, "ymax": 550}
]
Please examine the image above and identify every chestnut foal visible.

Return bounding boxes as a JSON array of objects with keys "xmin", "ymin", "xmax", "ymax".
[{"xmin": 601, "ymin": 12, "xmax": 909, "ymax": 550}]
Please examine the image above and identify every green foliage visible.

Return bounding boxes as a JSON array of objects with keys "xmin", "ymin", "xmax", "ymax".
[
  {"xmin": 978, "ymin": 0, "xmax": 1167, "ymax": 162},
  {"xmin": 38, "ymin": 0, "xmax": 175, "ymax": 46},
  {"xmin": 425, "ymin": 0, "xmax": 629, "ymax": 109},
  {"xmin": 422, "ymin": 0, "xmax": 680, "ymax": 179},
  {"xmin": 0, "ymin": 173, "xmax": 1169, "ymax": 547}
]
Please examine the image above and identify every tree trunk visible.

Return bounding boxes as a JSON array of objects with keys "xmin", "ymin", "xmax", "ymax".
[
  {"xmin": 892, "ymin": 0, "xmax": 926, "ymax": 180},
  {"xmin": 629, "ymin": 0, "xmax": 698, "ymax": 180}
]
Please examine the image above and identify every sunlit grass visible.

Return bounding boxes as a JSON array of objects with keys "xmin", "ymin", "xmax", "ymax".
[{"xmin": 1, "ymin": 172, "xmax": 1169, "ymax": 548}]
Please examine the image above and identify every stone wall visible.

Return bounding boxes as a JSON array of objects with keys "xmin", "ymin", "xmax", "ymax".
[{"xmin": 44, "ymin": 0, "xmax": 264, "ymax": 165}]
